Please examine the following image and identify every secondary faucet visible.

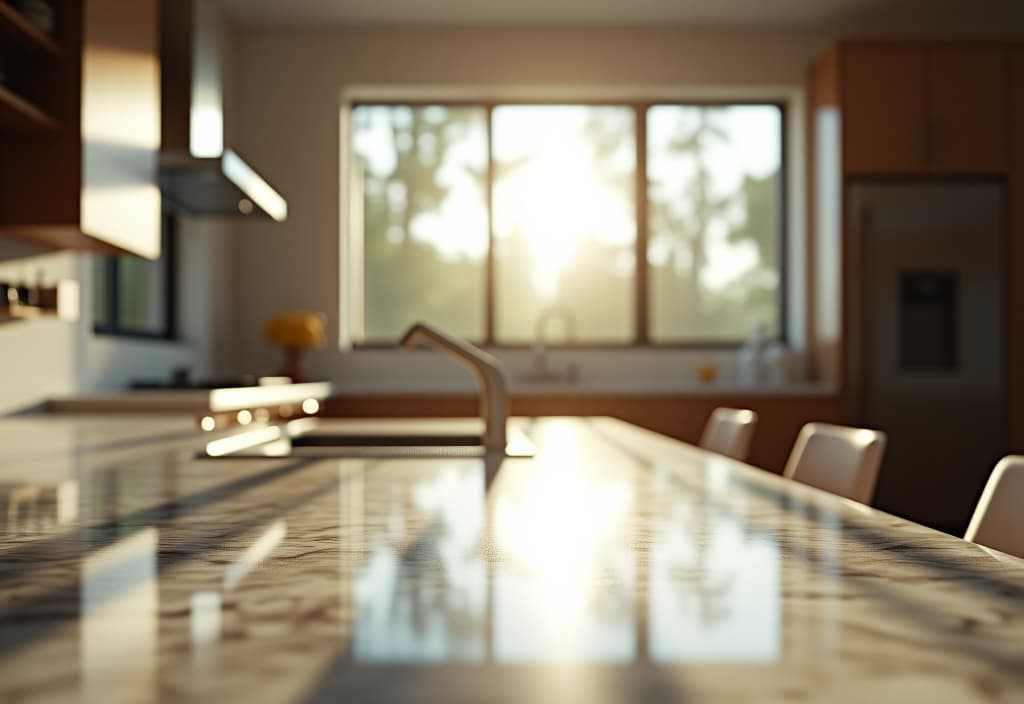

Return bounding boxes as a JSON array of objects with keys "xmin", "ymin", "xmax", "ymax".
[
  {"xmin": 399, "ymin": 322, "xmax": 508, "ymax": 453},
  {"xmin": 532, "ymin": 305, "xmax": 579, "ymax": 382}
]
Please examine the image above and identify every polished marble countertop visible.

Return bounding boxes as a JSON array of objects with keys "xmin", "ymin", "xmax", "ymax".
[{"xmin": 0, "ymin": 414, "xmax": 1021, "ymax": 703}]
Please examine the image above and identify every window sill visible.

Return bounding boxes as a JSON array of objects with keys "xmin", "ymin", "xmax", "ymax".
[
  {"xmin": 92, "ymin": 328, "xmax": 180, "ymax": 343},
  {"xmin": 330, "ymin": 377, "xmax": 835, "ymax": 397},
  {"xmin": 331, "ymin": 344, "xmax": 816, "ymax": 396},
  {"xmin": 350, "ymin": 341, "xmax": 779, "ymax": 351}
]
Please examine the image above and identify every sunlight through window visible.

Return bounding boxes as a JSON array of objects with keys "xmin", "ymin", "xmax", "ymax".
[
  {"xmin": 648, "ymin": 105, "xmax": 783, "ymax": 342},
  {"xmin": 492, "ymin": 106, "xmax": 636, "ymax": 344},
  {"xmin": 348, "ymin": 101, "xmax": 784, "ymax": 346},
  {"xmin": 352, "ymin": 105, "xmax": 488, "ymax": 342}
]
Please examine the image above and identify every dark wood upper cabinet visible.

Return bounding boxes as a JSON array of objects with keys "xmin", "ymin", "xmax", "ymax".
[
  {"xmin": 926, "ymin": 45, "xmax": 1008, "ymax": 173},
  {"xmin": 843, "ymin": 44, "xmax": 927, "ymax": 174},
  {"xmin": 841, "ymin": 41, "xmax": 1009, "ymax": 175},
  {"xmin": 0, "ymin": 0, "xmax": 161, "ymax": 259}
]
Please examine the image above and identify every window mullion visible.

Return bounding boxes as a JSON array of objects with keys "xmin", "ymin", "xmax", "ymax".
[
  {"xmin": 163, "ymin": 213, "xmax": 177, "ymax": 340},
  {"xmin": 778, "ymin": 101, "xmax": 789, "ymax": 345},
  {"xmin": 485, "ymin": 102, "xmax": 496, "ymax": 346},
  {"xmin": 105, "ymin": 257, "xmax": 119, "ymax": 330},
  {"xmin": 635, "ymin": 103, "xmax": 650, "ymax": 345}
]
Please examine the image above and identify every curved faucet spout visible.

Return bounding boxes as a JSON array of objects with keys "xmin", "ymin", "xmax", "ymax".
[{"xmin": 399, "ymin": 323, "xmax": 508, "ymax": 452}]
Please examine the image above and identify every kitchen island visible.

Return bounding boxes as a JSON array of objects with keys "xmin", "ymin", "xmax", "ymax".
[{"xmin": 0, "ymin": 414, "xmax": 1021, "ymax": 703}]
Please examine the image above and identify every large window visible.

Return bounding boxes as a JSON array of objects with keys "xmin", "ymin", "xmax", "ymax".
[
  {"xmin": 492, "ymin": 105, "xmax": 636, "ymax": 344},
  {"xmin": 350, "ymin": 102, "xmax": 783, "ymax": 346},
  {"xmin": 647, "ymin": 105, "xmax": 783, "ymax": 342}
]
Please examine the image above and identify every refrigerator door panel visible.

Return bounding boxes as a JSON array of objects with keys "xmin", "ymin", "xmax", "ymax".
[{"xmin": 852, "ymin": 181, "xmax": 1005, "ymax": 534}]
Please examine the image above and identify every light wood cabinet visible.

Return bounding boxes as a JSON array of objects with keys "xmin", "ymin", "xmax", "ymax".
[
  {"xmin": 0, "ymin": 0, "xmax": 161, "ymax": 259},
  {"xmin": 842, "ymin": 42, "xmax": 1008, "ymax": 175}
]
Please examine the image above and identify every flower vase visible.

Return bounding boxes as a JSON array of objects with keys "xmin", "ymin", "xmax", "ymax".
[{"xmin": 279, "ymin": 346, "xmax": 310, "ymax": 383}]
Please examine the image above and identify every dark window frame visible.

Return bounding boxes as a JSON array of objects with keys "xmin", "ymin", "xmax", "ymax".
[
  {"xmin": 351, "ymin": 99, "xmax": 788, "ymax": 349},
  {"xmin": 93, "ymin": 211, "xmax": 177, "ymax": 340}
]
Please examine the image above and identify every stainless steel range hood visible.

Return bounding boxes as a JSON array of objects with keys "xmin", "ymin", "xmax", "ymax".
[{"xmin": 159, "ymin": 0, "xmax": 287, "ymax": 221}]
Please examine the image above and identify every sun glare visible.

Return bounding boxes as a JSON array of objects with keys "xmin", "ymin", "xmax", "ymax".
[
  {"xmin": 493, "ymin": 105, "xmax": 636, "ymax": 299},
  {"xmin": 352, "ymin": 102, "xmax": 781, "ymax": 342},
  {"xmin": 494, "ymin": 421, "xmax": 632, "ymax": 621},
  {"xmin": 497, "ymin": 152, "xmax": 601, "ymax": 296}
]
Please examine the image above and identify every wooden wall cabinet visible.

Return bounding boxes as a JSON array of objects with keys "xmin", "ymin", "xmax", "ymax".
[
  {"xmin": 0, "ymin": 2, "xmax": 60, "ymax": 129},
  {"xmin": 0, "ymin": 0, "xmax": 161, "ymax": 259},
  {"xmin": 843, "ymin": 42, "xmax": 1008, "ymax": 175},
  {"xmin": 842, "ymin": 44, "xmax": 926, "ymax": 174},
  {"xmin": 0, "ymin": 279, "xmax": 80, "ymax": 322},
  {"xmin": 809, "ymin": 39, "xmax": 1022, "ymax": 531},
  {"xmin": 808, "ymin": 40, "xmax": 1017, "ymax": 398}
]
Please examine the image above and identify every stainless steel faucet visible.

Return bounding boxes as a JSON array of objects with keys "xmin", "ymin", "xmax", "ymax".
[
  {"xmin": 399, "ymin": 322, "xmax": 508, "ymax": 453},
  {"xmin": 532, "ymin": 305, "xmax": 579, "ymax": 382}
]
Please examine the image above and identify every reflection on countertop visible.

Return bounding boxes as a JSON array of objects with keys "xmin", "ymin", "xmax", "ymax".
[{"xmin": 0, "ymin": 415, "xmax": 1021, "ymax": 703}]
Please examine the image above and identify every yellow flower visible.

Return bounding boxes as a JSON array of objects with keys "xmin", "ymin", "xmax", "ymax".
[
  {"xmin": 697, "ymin": 361, "xmax": 718, "ymax": 385},
  {"xmin": 264, "ymin": 312, "xmax": 327, "ymax": 349}
]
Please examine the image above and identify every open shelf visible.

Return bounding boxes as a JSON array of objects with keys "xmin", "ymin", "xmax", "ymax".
[
  {"xmin": 1, "ymin": 1, "xmax": 162, "ymax": 259},
  {"xmin": 0, "ymin": 301, "xmax": 47, "ymax": 322},
  {"xmin": 0, "ymin": 224, "xmax": 134, "ymax": 255},
  {"xmin": 0, "ymin": 84, "xmax": 57, "ymax": 130},
  {"xmin": 0, "ymin": 2, "xmax": 60, "ymax": 57},
  {"xmin": 0, "ymin": 280, "xmax": 79, "ymax": 323}
]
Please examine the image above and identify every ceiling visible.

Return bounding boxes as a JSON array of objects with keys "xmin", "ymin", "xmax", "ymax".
[{"xmin": 218, "ymin": 0, "xmax": 1015, "ymax": 28}]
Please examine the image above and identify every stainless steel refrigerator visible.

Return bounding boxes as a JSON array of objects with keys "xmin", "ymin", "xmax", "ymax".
[{"xmin": 849, "ymin": 180, "xmax": 1006, "ymax": 535}]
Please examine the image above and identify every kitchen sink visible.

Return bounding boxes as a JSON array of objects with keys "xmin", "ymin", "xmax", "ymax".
[
  {"xmin": 200, "ymin": 419, "xmax": 535, "ymax": 459},
  {"xmin": 292, "ymin": 433, "xmax": 480, "ymax": 447}
]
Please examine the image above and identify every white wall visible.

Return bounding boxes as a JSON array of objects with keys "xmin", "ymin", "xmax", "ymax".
[
  {"xmin": 0, "ymin": 243, "xmax": 78, "ymax": 414},
  {"xmin": 0, "ymin": 3, "xmax": 241, "ymax": 417},
  {"xmin": 0, "ymin": 217, "xmax": 236, "ymax": 416},
  {"xmin": 227, "ymin": 13, "xmax": 1024, "ymax": 394},
  {"xmin": 228, "ymin": 26, "xmax": 828, "ymax": 392},
  {"xmin": 74, "ymin": 216, "xmax": 238, "ymax": 391}
]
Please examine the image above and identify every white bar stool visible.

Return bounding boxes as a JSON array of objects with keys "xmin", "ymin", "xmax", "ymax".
[
  {"xmin": 783, "ymin": 422, "xmax": 887, "ymax": 504},
  {"xmin": 964, "ymin": 455, "xmax": 1024, "ymax": 559},
  {"xmin": 699, "ymin": 407, "xmax": 758, "ymax": 462}
]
